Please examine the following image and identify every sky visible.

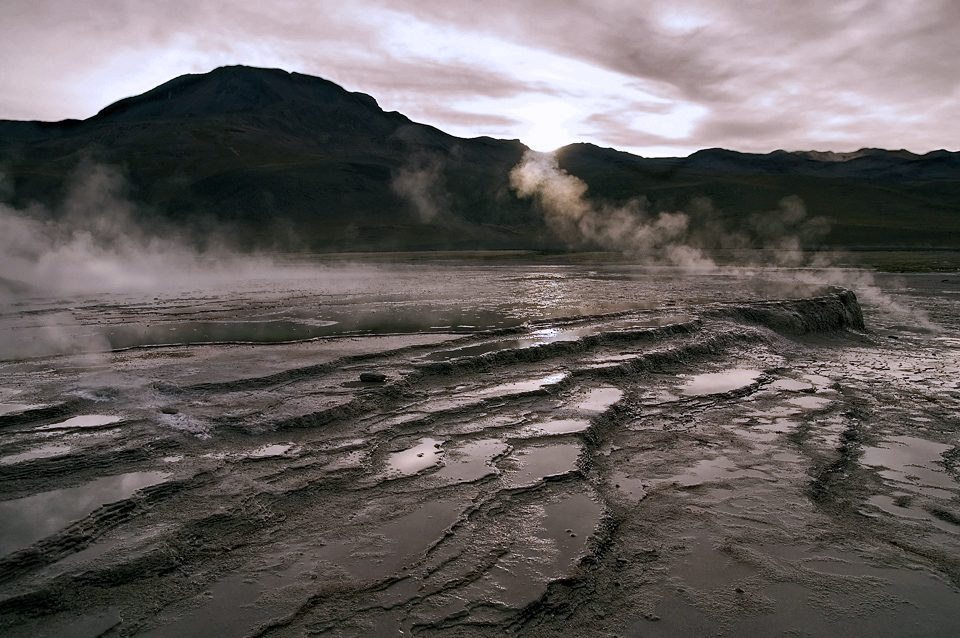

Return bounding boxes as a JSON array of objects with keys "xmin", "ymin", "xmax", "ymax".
[{"xmin": 1, "ymin": 0, "xmax": 959, "ymax": 157}]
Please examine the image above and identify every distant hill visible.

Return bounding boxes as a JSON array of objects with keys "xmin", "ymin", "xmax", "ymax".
[{"xmin": 2, "ymin": 65, "xmax": 959, "ymax": 251}]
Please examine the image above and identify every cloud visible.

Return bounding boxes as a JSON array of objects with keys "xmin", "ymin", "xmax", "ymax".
[{"xmin": 2, "ymin": 0, "xmax": 960, "ymax": 154}]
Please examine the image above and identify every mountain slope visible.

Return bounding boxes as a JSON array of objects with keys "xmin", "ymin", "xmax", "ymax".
[{"xmin": 2, "ymin": 65, "xmax": 959, "ymax": 251}]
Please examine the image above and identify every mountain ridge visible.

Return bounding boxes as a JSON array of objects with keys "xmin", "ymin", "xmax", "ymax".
[{"xmin": 2, "ymin": 65, "xmax": 959, "ymax": 252}]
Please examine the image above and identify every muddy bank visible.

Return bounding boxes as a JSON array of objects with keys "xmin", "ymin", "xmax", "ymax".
[{"xmin": 1, "ymin": 265, "xmax": 959, "ymax": 637}]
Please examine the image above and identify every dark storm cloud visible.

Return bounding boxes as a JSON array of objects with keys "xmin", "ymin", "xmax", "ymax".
[{"xmin": 2, "ymin": 0, "xmax": 959, "ymax": 153}]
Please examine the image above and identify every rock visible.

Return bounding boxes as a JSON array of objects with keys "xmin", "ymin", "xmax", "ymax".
[{"xmin": 359, "ymin": 372, "xmax": 387, "ymax": 383}]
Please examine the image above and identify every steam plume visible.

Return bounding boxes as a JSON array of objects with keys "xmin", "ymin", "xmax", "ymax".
[
  {"xmin": 0, "ymin": 162, "xmax": 276, "ymax": 298},
  {"xmin": 509, "ymin": 150, "xmax": 935, "ymax": 329},
  {"xmin": 392, "ymin": 154, "xmax": 451, "ymax": 223}
]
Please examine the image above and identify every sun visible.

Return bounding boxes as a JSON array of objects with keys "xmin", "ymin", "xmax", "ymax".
[{"xmin": 518, "ymin": 100, "xmax": 579, "ymax": 153}]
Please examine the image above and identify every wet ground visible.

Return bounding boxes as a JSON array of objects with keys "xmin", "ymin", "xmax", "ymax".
[{"xmin": 1, "ymin": 260, "xmax": 960, "ymax": 637}]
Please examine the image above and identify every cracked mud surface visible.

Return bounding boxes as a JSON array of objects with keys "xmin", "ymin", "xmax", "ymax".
[{"xmin": 2, "ymin": 262, "xmax": 960, "ymax": 636}]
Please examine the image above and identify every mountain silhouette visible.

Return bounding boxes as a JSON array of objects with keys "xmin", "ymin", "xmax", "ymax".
[{"xmin": 2, "ymin": 65, "xmax": 959, "ymax": 252}]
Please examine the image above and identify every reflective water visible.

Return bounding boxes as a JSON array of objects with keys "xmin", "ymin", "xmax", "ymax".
[
  {"xmin": 385, "ymin": 438, "xmax": 444, "ymax": 477},
  {"xmin": 680, "ymin": 369, "xmax": 762, "ymax": 396},
  {"xmin": 575, "ymin": 386, "xmax": 624, "ymax": 413},
  {"xmin": 770, "ymin": 378, "xmax": 814, "ymax": 392},
  {"xmin": 438, "ymin": 373, "xmax": 568, "ymax": 411},
  {"xmin": 426, "ymin": 316, "xmax": 695, "ymax": 362},
  {"xmin": 862, "ymin": 436, "xmax": 958, "ymax": 494},
  {"xmin": 0, "ymin": 471, "xmax": 169, "ymax": 555},
  {"xmin": 786, "ymin": 395, "xmax": 832, "ymax": 410},
  {"xmin": 658, "ymin": 456, "xmax": 770, "ymax": 487},
  {"xmin": 435, "ymin": 439, "xmax": 508, "ymax": 482},
  {"xmin": 504, "ymin": 443, "xmax": 582, "ymax": 487},
  {"xmin": 0, "ymin": 443, "xmax": 73, "ymax": 465},
  {"xmin": 0, "ymin": 402, "xmax": 43, "ymax": 415},
  {"xmin": 247, "ymin": 443, "xmax": 293, "ymax": 458},
  {"xmin": 478, "ymin": 491, "xmax": 603, "ymax": 609},
  {"xmin": 528, "ymin": 418, "xmax": 593, "ymax": 434},
  {"xmin": 36, "ymin": 415, "xmax": 121, "ymax": 430}
]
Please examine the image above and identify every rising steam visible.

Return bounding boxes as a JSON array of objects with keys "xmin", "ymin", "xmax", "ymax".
[
  {"xmin": 509, "ymin": 151, "xmax": 715, "ymax": 270},
  {"xmin": 509, "ymin": 149, "xmax": 935, "ymax": 329},
  {"xmin": 392, "ymin": 154, "xmax": 451, "ymax": 223},
  {"xmin": 0, "ymin": 162, "xmax": 277, "ymax": 298}
]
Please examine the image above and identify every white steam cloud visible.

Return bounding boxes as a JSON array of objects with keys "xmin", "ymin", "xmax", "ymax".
[
  {"xmin": 510, "ymin": 150, "xmax": 714, "ymax": 270},
  {"xmin": 509, "ymin": 150, "xmax": 935, "ymax": 330},
  {"xmin": 0, "ymin": 162, "xmax": 276, "ymax": 298},
  {"xmin": 509, "ymin": 150, "xmax": 833, "ymax": 270},
  {"xmin": 392, "ymin": 154, "xmax": 451, "ymax": 223}
]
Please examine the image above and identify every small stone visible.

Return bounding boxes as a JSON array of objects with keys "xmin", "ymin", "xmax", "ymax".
[
  {"xmin": 160, "ymin": 407, "xmax": 179, "ymax": 414},
  {"xmin": 735, "ymin": 586, "xmax": 745, "ymax": 593},
  {"xmin": 359, "ymin": 372, "xmax": 387, "ymax": 383}
]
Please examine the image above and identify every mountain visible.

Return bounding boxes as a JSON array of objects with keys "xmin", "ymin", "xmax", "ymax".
[
  {"xmin": 2, "ymin": 65, "xmax": 960, "ymax": 252},
  {"xmin": 0, "ymin": 66, "xmax": 536, "ymax": 251}
]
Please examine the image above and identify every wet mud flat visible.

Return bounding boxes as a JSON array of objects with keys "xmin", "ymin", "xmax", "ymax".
[{"xmin": 2, "ymin": 263, "xmax": 960, "ymax": 636}]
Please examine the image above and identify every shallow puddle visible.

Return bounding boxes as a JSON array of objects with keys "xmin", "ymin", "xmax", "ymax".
[
  {"xmin": 425, "ymin": 340, "xmax": 523, "ymax": 361},
  {"xmin": 138, "ymin": 572, "xmax": 283, "ymax": 638},
  {"xmin": 868, "ymin": 495, "xmax": 960, "ymax": 534},
  {"xmin": 434, "ymin": 439, "xmax": 508, "ymax": 482},
  {"xmin": 36, "ymin": 415, "xmax": 122, "ymax": 430},
  {"xmin": 0, "ymin": 471, "xmax": 169, "ymax": 556},
  {"xmin": 803, "ymin": 374, "xmax": 833, "ymax": 387},
  {"xmin": 582, "ymin": 353, "xmax": 641, "ymax": 369},
  {"xmin": 440, "ymin": 373, "xmax": 567, "ymax": 409},
  {"xmin": 487, "ymin": 372, "xmax": 568, "ymax": 395},
  {"xmin": 862, "ymin": 436, "xmax": 958, "ymax": 495},
  {"xmin": 0, "ymin": 443, "xmax": 73, "ymax": 465},
  {"xmin": 680, "ymin": 369, "xmax": 761, "ymax": 396},
  {"xmin": 539, "ymin": 492, "xmax": 602, "ymax": 563},
  {"xmin": 612, "ymin": 472, "xmax": 649, "ymax": 500},
  {"xmin": 318, "ymin": 499, "xmax": 467, "ymax": 581},
  {"xmin": 385, "ymin": 438, "xmax": 444, "ymax": 477},
  {"xmin": 619, "ymin": 314, "xmax": 695, "ymax": 329},
  {"xmin": 658, "ymin": 456, "xmax": 770, "ymax": 487},
  {"xmin": 0, "ymin": 402, "xmax": 44, "ymax": 415},
  {"xmin": 574, "ymin": 386, "xmax": 623, "ymax": 413},
  {"xmin": 425, "ymin": 325, "xmax": 609, "ymax": 362},
  {"xmin": 528, "ymin": 418, "xmax": 592, "ymax": 435},
  {"xmin": 503, "ymin": 443, "xmax": 581, "ymax": 487},
  {"xmin": 740, "ymin": 418, "xmax": 798, "ymax": 443},
  {"xmin": 771, "ymin": 378, "xmax": 814, "ymax": 392},
  {"xmin": 465, "ymin": 491, "xmax": 602, "ymax": 611},
  {"xmin": 786, "ymin": 395, "xmax": 832, "ymax": 410},
  {"xmin": 524, "ymin": 325, "xmax": 605, "ymax": 344},
  {"xmin": 247, "ymin": 443, "xmax": 293, "ymax": 458}
]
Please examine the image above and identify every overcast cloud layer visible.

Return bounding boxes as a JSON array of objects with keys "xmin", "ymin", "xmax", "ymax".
[{"xmin": 1, "ymin": 0, "xmax": 958, "ymax": 156}]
